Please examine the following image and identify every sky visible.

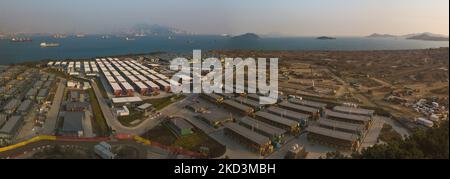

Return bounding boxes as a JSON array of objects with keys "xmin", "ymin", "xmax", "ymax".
[{"xmin": 0, "ymin": 0, "xmax": 448, "ymax": 36}]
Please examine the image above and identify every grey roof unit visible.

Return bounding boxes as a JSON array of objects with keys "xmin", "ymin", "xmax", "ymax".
[
  {"xmin": 69, "ymin": 91, "xmax": 80, "ymax": 101},
  {"xmin": 0, "ymin": 115, "xmax": 23, "ymax": 135},
  {"xmin": 289, "ymin": 99, "xmax": 327, "ymax": 109},
  {"xmin": 326, "ymin": 110, "xmax": 371, "ymax": 124},
  {"xmin": 234, "ymin": 97, "xmax": 266, "ymax": 109},
  {"xmin": 306, "ymin": 125, "xmax": 359, "ymax": 142},
  {"xmin": 37, "ymin": 88, "xmax": 49, "ymax": 98},
  {"xmin": 223, "ymin": 100, "xmax": 254, "ymax": 114},
  {"xmin": 43, "ymin": 81, "xmax": 53, "ymax": 88},
  {"xmin": 197, "ymin": 111, "xmax": 232, "ymax": 123},
  {"xmin": 333, "ymin": 106, "xmax": 375, "ymax": 117},
  {"xmin": 34, "ymin": 81, "xmax": 44, "ymax": 89},
  {"xmin": 0, "ymin": 114, "xmax": 7, "ymax": 128},
  {"xmin": 201, "ymin": 93, "xmax": 223, "ymax": 102},
  {"xmin": 17, "ymin": 99, "xmax": 33, "ymax": 114},
  {"xmin": 40, "ymin": 74, "xmax": 49, "ymax": 81},
  {"xmin": 246, "ymin": 94, "xmax": 262, "ymax": 101},
  {"xmin": 267, "ymin": 106, "xmax": 311, "ymax": 121},
  {"xmin": 278, "ymin": 101, "xmax": 319, "ymax": 114},
  {"xmin": 65, "ymin": 102, "xmax": 89, "ymax": 111},
  {"xmin": 2, "ymin": 98, "xmax": 21, "ymax": 113},
  {"xmin": 26, "ymin": 88, "xmax": 38, "ymax": 97},
  {"xmin": 223, "ymin": 123, "xmax": 270, "ymax": 146},
  {"xmin": 317, "ymin": 118, "xmax": 365, "ymax": 134},
  {"xmin": 62, "ymin": 112, "xmax": 84, "ymax": 134},
  {"xmin": 255, "ymin": 111, "xmax": 299, "ymax": 128},
  {"xmin": 137, "ymin": 103, "xmax": 153, "ymax": 111},
  {"xmin": 168, "ymin": 117, "xmax": 194, "ymax": 131},
  {"xmin": 238, "ymin": 116, "xmax": 286, "ymax": 137},
  {"xmin": 217, "ymin": 93, "xmax": 236, "ymax": 99}
]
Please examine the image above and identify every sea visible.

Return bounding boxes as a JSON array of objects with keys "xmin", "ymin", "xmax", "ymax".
[{"xmin": 0, "ymin": 35, "xmax": 448, "ymax": 65}]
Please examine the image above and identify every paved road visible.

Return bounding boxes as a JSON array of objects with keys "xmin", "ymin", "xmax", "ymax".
[
  {"xmin": 381, "ymin": 116, "xmax": 411, "ymax": 138},
  {"xmin": 360, "ymin": 116, "xmax": 385, "ymax": 149},
  {"xmin": 83, "ymin": 110, "xmax": 95, "ymax": 137},
  {"xmin": 42, "ymin": 80, "xmax": 65, "ymax": 135},
  {"xmin": 0, "ymin": 139, "xmax": 150, "ymax": 159}
]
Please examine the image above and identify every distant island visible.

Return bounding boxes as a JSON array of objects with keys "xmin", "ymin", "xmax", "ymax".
[
  {"xmin": 231, "ymin": 33, "xmax": 260, "ymax": 41},
  {"xmin": 367, "ymin": 32, "xmax": 449, "ymax": 41},
  {"xmin": 131, "ymin": 23, "xmax": 188, "ymax": 36},
  {"xmin": 367, "ymin": 33, "xmax": 397, "ymax": 38},
  {"xmin": 407, "ymin": 33, "xmax": 449, "ymax": 41},
  {"xmin": 317, "ymin": 36, "xmax": 336, "ymax": 40}
]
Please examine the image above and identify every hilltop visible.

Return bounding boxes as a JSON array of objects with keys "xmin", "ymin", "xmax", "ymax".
[
  {"xmin": 317, "ymin": 36, "xmax": 336, "ymax": 40},
  {"xmin": 367, "ymin": 32, "xmax": 449, "ymax": 41},
  {"xmin": 230, "ymin": 33, "xmax": 260, "ymax": 41},
  {"xmin": 367, "ymin": 33, "xmax": 397, "ymax": 38},
  {"xmin": 406, "ymin": 33, "xmax": 449, "ymax": 41},
  {"xmin": 130, "ymin": 24, "xmax": 188, "ymax": 36}
]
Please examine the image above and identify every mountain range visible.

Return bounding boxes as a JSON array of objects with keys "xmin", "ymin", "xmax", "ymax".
[
  {"xmin": 130, "ymin": 24, "xmax": 188, "ymax": 36},
  {"xmin": 367, "ymin": 32, "xmax": 449, "ymax": 41},
  {"xmin": 230, "ymin": 33, "xmax": 260, "ymax": 41}
]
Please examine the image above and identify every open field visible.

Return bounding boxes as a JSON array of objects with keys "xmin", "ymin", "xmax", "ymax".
[
  {"xmin": 142, "ymin": 123, "xmax": 226, "ymax": 158},
  {"xmin": 87, "ymin": 88, "xmax": 109, "ymax": 136},
  {"xmin": 212, "ymin": 48, "xmax": 449, "ymax": 123}
]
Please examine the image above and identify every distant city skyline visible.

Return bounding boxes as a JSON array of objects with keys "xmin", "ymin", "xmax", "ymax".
[{"xmin": 0, "ymin": 0, "xmax": 448, "ymax": 36}]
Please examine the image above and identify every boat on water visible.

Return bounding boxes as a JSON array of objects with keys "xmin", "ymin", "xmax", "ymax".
[
  {"xmin": 40, "ymin": 42, "xmax": 60, "ymax": 47},
  {"xmin": 134, "ymin": 33, "xmax": 146, "ymax": 37},
  {"xmin": 10, "ymin": 37, "xmax": 33, "ymax": 42},
  {"xmin": 125, "ymin": 37, "xmax": 135, "ymax": 41},
  {"xmin": 52, "ymin": 34, "xmax": 67, "ymax": 39}
]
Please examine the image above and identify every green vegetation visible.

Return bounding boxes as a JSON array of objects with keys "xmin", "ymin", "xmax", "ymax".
[
  {"xmin": 31, "ymin": 145, "xmax": 91, "ymax": 159},
  {"xmin": 142, "ymin": 123, "xmax": 226, "ymax": 158},
  {"xmin": 172, "ymin": 128, "xmax": 223, "ymax": 154},
  {"xmin": 325, "ymin": 120, "xmax": 449, "ymax": 159},
  {"xmin": 43, "ymin": 68, "xmax": 89, "ymax": 83},
  {"xmin": 94, "ymin": 78, "xmax": 108, "ymax": 98},
  {"xmin": 144, "ymin": 95, "xmax": 185, "ymax": 110},
  {"xmin": 143, "ymin": 123, "xmax": 176, "ymax": 145},
  {"xmin": 44, "ymin": 69, "xmax": 68, "ymax": 78},
  {"xmin": 378, "ymin": 123, "xmax": 403, "ymax": 143},
  {"xmin": 87, "ymin": 88, "xmax": 110, "ymax": 136},
  {"xmin": 118, "ymin": 106, "xmax": 144, "ymax": 127},
  {"xmin": 56, "ymin": 116, "xmax": 65, "ymax": 135}
]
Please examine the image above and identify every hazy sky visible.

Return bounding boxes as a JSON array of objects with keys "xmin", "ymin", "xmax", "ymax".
[{"xmin": 0, "ymin": 0, "xmax": 448, "ymax": 36}]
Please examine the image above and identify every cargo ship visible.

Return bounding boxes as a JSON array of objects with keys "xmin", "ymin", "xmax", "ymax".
[{"xmin": 40, "ymin": 42, "xmax": 60, "ymax": 47}]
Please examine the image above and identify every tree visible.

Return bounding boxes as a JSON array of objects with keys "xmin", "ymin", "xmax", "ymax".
[{"xmin": 327, "ymin": 120, "xmax": 449, "ymax": 159}]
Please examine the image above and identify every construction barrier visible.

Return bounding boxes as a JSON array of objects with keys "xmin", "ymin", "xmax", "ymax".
[
  {"xmin": 0, "ymin": 135, "xmax": 56, "ymax": 153},
  {"xmin": 133, "ymin": 135, "xmax": 151, "ymax": 145},
  {"xmin": 1, "ymin": 134, "xmax": 206, "ymax": 159},
  {"xmin": 55, "ymin": 136, "xmax": 110, "ymax": 142}
]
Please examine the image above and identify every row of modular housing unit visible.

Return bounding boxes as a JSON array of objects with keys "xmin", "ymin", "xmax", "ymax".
[
  {"xmin": 96, "ymin": 58, "xmax": 179, "ymax": 97},
  {"xmin": 201, "ymin": 92, "xmax": 303, "ymax": 135},
  {"xmin": 201, "ymin": 92, "xmax": 376, "ymax": 153},
  {"xmin": 305, "ymin": 105, "xmax": 375, "ymax": 151},
  {"xmin": 47, "ymin": 60, "xmax": 99, "ymax": 77},
  {"xmin": 200, "ymin": 93, "xmax": 306, "ymax": 154}
]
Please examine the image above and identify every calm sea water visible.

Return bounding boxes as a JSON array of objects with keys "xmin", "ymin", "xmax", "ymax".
[{"xmin": 0, "ymin": 35, "xmax": 448, "ymax": 65}]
